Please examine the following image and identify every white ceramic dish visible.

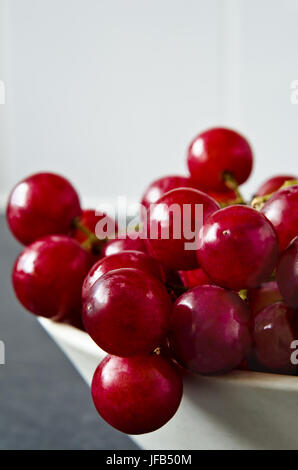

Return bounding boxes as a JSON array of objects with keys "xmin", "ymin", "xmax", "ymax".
[{"xmin": 39, "ymin": 317, "xmax": 298, "ymax": 450}]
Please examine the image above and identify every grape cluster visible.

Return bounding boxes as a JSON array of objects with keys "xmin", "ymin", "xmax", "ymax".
[{"xmin": 6, "ymin": 127, "xmax": 298, "ymax": 435}]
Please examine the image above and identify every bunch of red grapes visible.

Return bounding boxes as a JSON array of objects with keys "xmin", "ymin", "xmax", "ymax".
[{"xmin": 6, "ymin": 127, "xmax": 298, "ymax": 435}]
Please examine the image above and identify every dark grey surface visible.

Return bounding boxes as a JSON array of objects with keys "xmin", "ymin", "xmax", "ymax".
[{"xmin": 0, "ymin": 216, "xmax": 139, "ymax": 450}]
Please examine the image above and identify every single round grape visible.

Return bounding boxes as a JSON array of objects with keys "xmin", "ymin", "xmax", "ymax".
[
  {"xmin": 102, "ymin": 236, "xmax": 147, "ymax": 257},
  {"xmin": 247, "ymin": 281, "xmax": 282, "ymax": 318},
  {"xmin": 12, "ymin": 235, "xmax": 92, "ymax": 326},
  {"xmin": 91, "ymin": 354, "xmax": 183, "ymax": 434},
  {"xmin": 276, "ymin": 236, "xmax": 298, "ymax": 308},
  {"xmin": 146, "ymin": 187, "xmax": 220, "ymax": 271},
  {"xmin": 197, "ymin": 205, "xmax": 278, "ymax": 290},
  {"xmin": 83, "ymin": 268, "xmax": 172, "ymax": 356},
  {"xmin": 253, "ymin": 301, "xmax": 298, "ymax": 373},
  {"xmin": 169, "ymin": 285, "xmax": 251, "ymax": 374},
  {"xmin": 178, "ymin": 268, "xmax": 214, "ymax": 288},
  {"xmin": 187, "ymin": 127, "xmax": 253, "ymax": 192},
  {"xmin": 261, "ymin": 185, "xmax": 298, "ymax": 252},
  {"xmin": 141, "ymin": 175, "xmax": 198, "ymax": 210},
  {"xmin": 255, "ymin": 174, "xmax": 296, "ymax": 197},
  {"xmin": 6, "ymin": 172, "xmax": 81, "ymax": 245},
  {"xmin": 82, "ymin": 250, "xmax": 164, "ymax": 300}
]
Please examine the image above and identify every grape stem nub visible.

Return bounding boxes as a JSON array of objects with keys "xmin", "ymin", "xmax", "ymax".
[{"xmin": 223, "ymin": 172, "xmax": 246, "ymax": 205}]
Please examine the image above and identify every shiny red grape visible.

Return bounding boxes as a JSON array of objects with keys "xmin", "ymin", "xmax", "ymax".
[
  {"xmin": 253, "ymin": 301, "xmax": 298, "ymax": 373},
  {"xmin": 255, "ymin": 175, "xmax": 296, "ymax": 197},
  {"xmin": 12, "ymin": 235, "xmax": 91, "ymax": 326},
  {"xmin": 102, "ymin": 236, "xmax": 147, "ymax": 257},
  {"xmin": 146, "ymin": 187, "xmax": 220, "ymax": 271},
  {"xmin": 82, "ymin": 250, "xmax": 164, "ymax": 300},
  {"xmin": 261, "ymin": 185, "xmax": 298, "ymax": 252},
  {"xmin": 83, "ymin": 268, "xmax": 172, "ymax": 356},
  {"xmin": 178, "ymin": 267, "xmax": 214, "ymax": 288},
  {"xmin": 276, "ymin": 236, "xmax": 298, "ymax": 308},
  {"xmin": 72, "ymin": 209, "xmax": 117, "ymax": 244},
  {"xmin": 247, "ymin": 281, "xmax": 282, "ymax": 318},
  {"xmin": 6, "ymin": 172, "xmax": 81, "ymax": 245},
  {"xmin": 169, "ymin": 285, "xmax": 251, "ymax": 374},
  {"xmin": 197, "ymin": 205, "xmax": 278, "ymax": 290},
  {"xmin": 141, "ymin": 175, "xmax": 198, "ymax": 210},
  {"xmin": 91, "ymin": 354, "xmax": 183, "ymax": 434},
  {"xmin": 187, "ymin": 127, "xmax": 253, "ymax": 192}
]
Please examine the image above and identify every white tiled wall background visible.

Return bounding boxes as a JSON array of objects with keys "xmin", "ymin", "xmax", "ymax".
[{"xmin": 0, "ymin": 0, "xmax": 297, "ymax": 209}]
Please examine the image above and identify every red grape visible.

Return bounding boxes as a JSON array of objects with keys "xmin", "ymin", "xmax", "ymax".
[
  {"xmin": 247, "ymin": 281, "xmax": 282, "ymax": 318},
  {"xmin": 187, "ymin": 127, "xmax": 253, "ymax": 192},
  {"xmin": 141, "ymin": 175, "xmax": 198, "ymax": 210},
  {"xmin": 179, "ymin": 267, "xmax": 214, "ymax": 288},
  {"xmin": 83, "ymin": 268, "xmax": 171, "ymax": 356},
  {"xmin": 169, "ymin": 285, "xmax": 251, "ymax": 374},
  {"xmin": 91, "ymin": 354, "xmax": 183, "ymax": 434},
  {"xmin": 146, "ymin": 187, "xmax": 220, "ymax": 271},
  {"xmin": 261, "ymin": 185, "xmax": 298, "ymax": 252},
  {"xmin": 82, "ymin": 250, "xmax": 165, "ymax": 300},
  {"xmin": 102, "ymin": 236, "xmax": 147, "ymax": 257},
  {"xmin": 72, "ymin": 209, "xmax": 117, "ymax": 244},
  {"xmin": 255, "ymin": 174, "xmax": 296, "ymax": 197},
  {"xmin": 6, "ymin": 172, "xmax": 81, "ymax": 245},
  {"xmin": 276, "ymin": 236, "xmax": 298, "ymax": 308},
  {"xmin": 12, "ymin": 235, "xmax": 91, "ymax": 326},
  {"xmin": 197, "ymin": 205, "xmax": 278, "ymax": 290},
  {"xmin": 253, "ymin": 301, "xmax": 298, "ymax": 373}
]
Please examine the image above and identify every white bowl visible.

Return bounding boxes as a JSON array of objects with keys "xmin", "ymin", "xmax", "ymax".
[{"xmin": 39, "ymin": 317, "xmax": 298, "ymax": 450}]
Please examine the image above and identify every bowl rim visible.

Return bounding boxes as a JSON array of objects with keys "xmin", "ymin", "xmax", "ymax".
[{"xmin": 38, "ymin": 317, "xmax": 298, "ymax": 392}]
